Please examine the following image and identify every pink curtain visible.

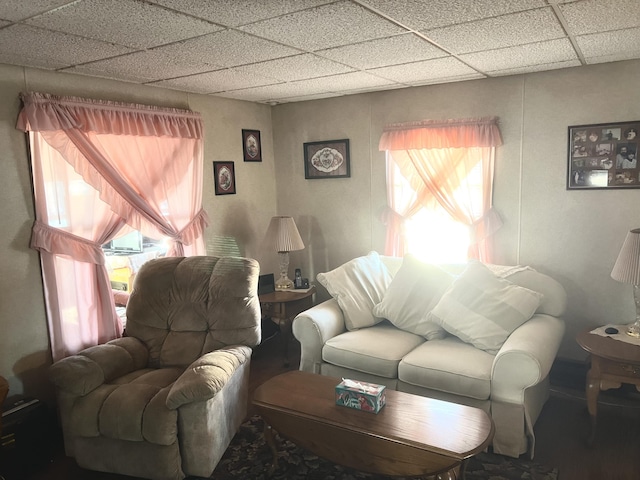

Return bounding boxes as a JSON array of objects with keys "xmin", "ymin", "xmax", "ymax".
[
  {"xmin": 18, "ymin": 92, "xmax": 208, "ymax": 360},
  {"xmin": 379, "ymin": 117, "xmax": 502, "ymax": 262}
]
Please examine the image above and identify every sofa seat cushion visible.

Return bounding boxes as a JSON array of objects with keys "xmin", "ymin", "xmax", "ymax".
[
  {"xmin": 322, "ymin": 323, "xmax": 425, "ymax": 378},
  {"xmin": 71, "ymin": 367, "xmax": 183, "ymax": 445},
  {"xmin": 398, "ymin": 336, "xmax": 494, "ymax": 401}
]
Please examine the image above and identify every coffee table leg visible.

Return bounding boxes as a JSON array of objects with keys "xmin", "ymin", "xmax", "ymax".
[
  {"xmin": 263, "ymin": 423, "xmax": 279, "ymax": 474},
  {"xmin": 425, "ymin": 463, "xmax": 462, "ymax": 480}
]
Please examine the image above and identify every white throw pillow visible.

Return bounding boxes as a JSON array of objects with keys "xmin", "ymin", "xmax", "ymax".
[
  {"xmin": 372, "ymin": 254, "xmax": 452, "ymax": 340},
  {"xmin": 317, "ymin": 251, "xmax": 392, "ymax": 331},
  {"xmin": 427, "ymin": 261, "xmax": 543, "ymax": 354}
]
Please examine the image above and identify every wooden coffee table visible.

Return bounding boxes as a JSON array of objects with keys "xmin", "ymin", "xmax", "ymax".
[{"xmin": 252, "ymin": 371, "xmax": 494, "ymax": 479}]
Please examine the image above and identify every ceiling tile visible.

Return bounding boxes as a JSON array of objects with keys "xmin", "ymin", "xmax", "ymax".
[
  {"xmin": 488, "ymin": 59, "xmax": 582, "ymax": 77},
  {"xmin": 240, "ymin": 0, "xmax": 406, "ymax": 51},
  {"xmin": 426, "ymin": 7, "xmax": 565, "ymax": 54},
  {"xmin": 25, "ymin": 0, "xmax": 222, "ymax": 49},
  {"xmin": 369, "ymin": 56, "xmax": 482, "ymax": 84},
  {"xmin": 306, "ymin": 71, "xmax": 397, "ymax": 92},
  {"xmin": 147, "ymin": 0, "xmax": 333, "ymax": 27},
  {"xmin": 0, "ymin": 24, "xmax": 135, "ymax": 70},
  {"xmin": 577, "ymin": 27, "xmax": 640, "ymax": 63},
  {"xmin": 152, "ymin": 30, "xmax": 301, "ymax": 69},
  {"xmin": 316, "ymin": 34, "xmax": 447, "ymax": 69},
  {"xmin": 152, "ymin": 69, "xmax": 280, "ymax": 94},
  {"xmin": 559, "ymin": 0, "xmax": 640, "ymax": 36},
  {"xmin": 64, "ymin": 49, "xmax": 222, "ymax": 82},
  {"xmin": 460, "ymin": 38, "xmax": 577, "ymax": 72},
  {"xmin": 234, "ymin": 54, "xmax": 355, "ymax": 82},
  {"xmin": 220, "ymin": 78, "xmax": 346, "ymax": 102},
  {"xmin": 360, "ymin": 0, "xmax": 548, "ymax": 31},
  {"xmin": 0, "ymin": 0, "xmax": 74, "ymax": 22}
]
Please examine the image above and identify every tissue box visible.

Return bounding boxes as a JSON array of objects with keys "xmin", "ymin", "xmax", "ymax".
[{"xmin": 335, "ymin": 379, "xmax": 386, "ymax": 414}]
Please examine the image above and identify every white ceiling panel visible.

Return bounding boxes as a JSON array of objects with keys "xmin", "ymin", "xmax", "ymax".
[
  {"xmin": 239, "ymin": 1, "xmax": 406, "ymax": 51},
  {"xmin": 426, "ymin": 8, "xmax": 565, "ymax": 55},
  {"xmin": 147, "ymin": 0, "xmax": 334, "ymax": 27},
  {"xmin": 234, "ymin": 54, "xmax": 355, "ymax": 82},
  {"xmin": 577, "ymin": 27, "xmax": 640, "ymax": 63},
  {"xmin": 360, "ymin": 0, "xmax": 548, "ymax": 31},
  {"xmin": 0, "ymin": 24, "xmax": 135, "ymax": 70},
  {"xmin": 460, "ymin": 38, "xmax": 578, "ymax": 72},
  {"xmin": 369, "ymin": 57, "xmax": 483, "ymax": 84},
  {"xmin": 316, "ymin": 34, "xmax": 447, "ymax": 70},
  {"xmin": 24, "ymin": 0, "xmax": 222, "ymax": 49},
  {"xmin": 559, "ymin": 0, "xmax": 640, "ymax": 35},
  {"xmin": 0, "ymin": 0, "xmax": 639, "ymax": 104}
]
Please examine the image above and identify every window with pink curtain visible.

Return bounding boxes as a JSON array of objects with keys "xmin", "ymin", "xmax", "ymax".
[
  {"xmin": 17, "ymin": 92, "xmax": 208, "ymax": 361},
  {"xmin": 378, "ymin": 117, "xmax": 503, "ymax": 263}
]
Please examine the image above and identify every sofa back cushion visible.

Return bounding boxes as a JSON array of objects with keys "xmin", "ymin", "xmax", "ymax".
[{"xmin": 125, "ymin": 256, "xmax": 261, "ymax": 368}]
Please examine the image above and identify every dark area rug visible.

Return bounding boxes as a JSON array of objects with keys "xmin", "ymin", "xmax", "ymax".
[{"xmin": 204, "ymin": 415, "xmax": 558, "ymax": 480}]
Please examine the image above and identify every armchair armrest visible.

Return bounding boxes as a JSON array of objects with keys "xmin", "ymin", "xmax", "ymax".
[
  {"xmin": 49, "ymin": 337, "xmax": 148, "ymax": 396},
  {"xmin": 292, "ymin": 298, "xmax": 346, "ymax": 373},
  {"xmin": 166, "ymin": 346, "xmax": 252, "ymax": 410},
  {"xmin": 491, "ymin": 314, "xmax": 565, "ymax": 404}
]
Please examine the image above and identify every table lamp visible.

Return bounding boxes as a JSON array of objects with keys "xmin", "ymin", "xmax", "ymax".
[
  {"xmin": 265, "ymin": 216, "xmax": 304, "ymax": 290},
  {"xmin": 611, "ymin": 228, "xmax": 640, "ymax": 337}
]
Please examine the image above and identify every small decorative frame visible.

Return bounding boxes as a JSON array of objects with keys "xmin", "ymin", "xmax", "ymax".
[
  {"xmin": 213, "ymin": 161, "xmax": 236, "ymax": 195},
  {"xmin": 568, "ymin": 121, "xmax": 640, "ymax": 189},
  {"xmin": 304, "ymin": 139, "xmax": 350, "ymax": 179},
  {"xmin": 242, "ymin": 129, "xmax": 262, "ymax": 162}
]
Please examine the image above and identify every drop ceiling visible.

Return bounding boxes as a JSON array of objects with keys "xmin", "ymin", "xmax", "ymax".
[{"xmin": 0, "ymin": 0, "xmax": 638, "ymax": 104}]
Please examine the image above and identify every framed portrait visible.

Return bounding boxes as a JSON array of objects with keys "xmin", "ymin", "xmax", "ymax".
[
  {"xmin": 568, "ymin": 121, "xmax": 640, "ymax": 189},
  {"xmin": 213, "ymin": 161, "xmax": 236, "ymax": 195},
  {"xmin": 303, "ymin": 139, "xmax": 350, "ymax": 179},
  {"xmin": 242, "ymin": 129, "xmax": 262, "ymax": 162}
]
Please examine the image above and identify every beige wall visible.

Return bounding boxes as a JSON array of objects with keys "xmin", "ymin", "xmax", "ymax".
[
  {"xmin": 0, "ymin": 64, "xmax": 277, "ymax": 400},
  {"xmin": 272, "ymin": 59, "xmax": 640, "ymax": 363},
  {"xmin": 3, "ymin": 59, "xmax": 640, "ymax": 400}
]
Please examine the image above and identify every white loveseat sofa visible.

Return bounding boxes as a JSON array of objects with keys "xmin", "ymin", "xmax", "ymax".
[{"xmin": 292, "ymin": 252, "xmax": 566, "ymax": 459}]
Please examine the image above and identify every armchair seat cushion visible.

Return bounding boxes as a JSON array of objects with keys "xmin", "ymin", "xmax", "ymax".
[
  {"xmin": 398, "ymin": 336, "xmax": 493, "ymax": 401},
  {"xmin": 322, "ymin": 323, "xmax": 424, "ymax": 378}
]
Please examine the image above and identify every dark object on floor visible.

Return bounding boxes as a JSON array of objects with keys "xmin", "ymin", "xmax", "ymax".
[
  {"xmin": 206, "ymin": 415, "xmax": 558, "ymax": 480},
  {"xmin": 605, "ymin": 327, "xmax": 619, "ymax": 334},
  {"xmin": 0, "ymin": 396, "xmax": 53, "ymax": 479}
]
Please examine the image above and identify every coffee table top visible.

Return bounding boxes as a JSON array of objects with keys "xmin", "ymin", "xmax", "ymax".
[{"xmin": 253, "ymin": 370, "xmax": 494, "ymax": 460}]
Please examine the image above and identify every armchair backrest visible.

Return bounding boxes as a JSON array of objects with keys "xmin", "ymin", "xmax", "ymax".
[{"xmin": 125, "ymin": 256, "xmax": 261, "ymax": 368}]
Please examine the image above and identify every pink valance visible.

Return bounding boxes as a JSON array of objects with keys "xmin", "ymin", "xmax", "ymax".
[
  {"xmin": 17, "ymin": 92, "xmax": 203, "ymax": 138},
  {"xmin": 379, "ymin": 116, "xmax": 502, "ymax": 150}
]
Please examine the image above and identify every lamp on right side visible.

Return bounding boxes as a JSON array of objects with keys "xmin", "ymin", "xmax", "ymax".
[{"xmin": 611, "ymin": 228, "xmax": 640, "ymax": 337}]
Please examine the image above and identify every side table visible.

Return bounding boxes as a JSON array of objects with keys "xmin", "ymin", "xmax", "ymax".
[
  {"xmin": 259, "ymin": 287, "xmax": 315, "ymax": 367},
  {"xmin": 576, "ymin": 328, "xmax": 640, "ymax": 445}
]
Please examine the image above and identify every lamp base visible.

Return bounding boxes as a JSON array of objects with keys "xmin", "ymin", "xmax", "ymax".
[
  {"xmin": 275, "ymin": 251, "xmax": 294, "ymax": 290},
  {"xmin": 629, "ymin": 285, "xmax": 640, "ymax": 337},
  {"xmin": 627, "ymin": 322, "xmax": 640, "ymax": 338},
  {"xmin": 275, "ymin": 275, "xmax": 294, "ymax": 291}
]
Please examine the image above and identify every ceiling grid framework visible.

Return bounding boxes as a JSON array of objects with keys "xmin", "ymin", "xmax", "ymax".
[{"xmin": 0, "ymin": 0, "xmax": 638, "ymax": 104}]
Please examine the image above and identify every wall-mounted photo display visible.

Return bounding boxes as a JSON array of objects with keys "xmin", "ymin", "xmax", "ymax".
[
  {"xmin": 303, "ymin": 139, "xmax": 350, "ymax": 179},
  {"xmin": 568, "ymin": 121, "xmax": 639, "ymax": 189},
  {"xmin": 242, "ymin": 129, "xmax": 262, "ymax": 162},
  {"xmin": 213, "ymin": 161, "xmax": 236, "ymax": 195}
]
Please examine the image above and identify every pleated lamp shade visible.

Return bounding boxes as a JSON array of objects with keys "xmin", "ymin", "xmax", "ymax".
[
  {"xmin": 265, "ymin": 216, "xmax": 304, "ymax": 253},
  {"xmin": 611, "ymin": 228, "xmax": 640, "ymax": 285}
]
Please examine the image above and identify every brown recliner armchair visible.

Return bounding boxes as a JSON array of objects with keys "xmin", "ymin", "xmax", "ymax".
[{"xmin": 49, "ymin": 256, "xmax": 261, "ymax": 480}]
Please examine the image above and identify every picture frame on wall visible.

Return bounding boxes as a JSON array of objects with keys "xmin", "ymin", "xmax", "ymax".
[
  {"xmin": 242, "ymin": 129, "xmax": 262, "ymax": 162},
  {"xmin": 303, "ymin": 139, "xmax": 350, "ymax": 179},
  {"xmin": 568, "ymin": 121, "xmax": 640, "ymax": 190},
  {"xmin": 213, "ymin": 161, "xmax": 236, "ymax": 195}
]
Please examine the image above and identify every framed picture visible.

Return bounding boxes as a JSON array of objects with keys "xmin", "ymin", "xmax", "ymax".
[
  {"xmin": 213, "ymin": 161, "xmax": 236, "ymax": 195},
  {"xmin": 568, "ymin": 121, "xmax": 640, "ymax": 189},
  {"xmin": 304, "ymin": 139, "xmax": 350, "ymax": 179},
  {"xmin": 242, "ymin": 129, "xmax": 262, "ymax": 162}
]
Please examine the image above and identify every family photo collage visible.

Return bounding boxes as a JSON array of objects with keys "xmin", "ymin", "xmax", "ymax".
[{"xmin": 568, "ymin": 121, "xmax": 640, "ymax": 189}]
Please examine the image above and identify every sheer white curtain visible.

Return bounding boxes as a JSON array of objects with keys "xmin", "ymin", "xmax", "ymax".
[{"xmin": 18, "ymin": 92, "xmax": 208, "ymax": 360}]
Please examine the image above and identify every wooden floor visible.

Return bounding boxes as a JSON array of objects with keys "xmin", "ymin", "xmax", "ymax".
[{"xmin": 11, "ymin": 334, "xmax": 640, "ymax": 480}]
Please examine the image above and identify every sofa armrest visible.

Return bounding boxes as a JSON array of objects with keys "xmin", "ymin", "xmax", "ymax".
[
  {"xmin": 292, "ymin": 298, "xmax": 346, "ymax": 373},
  {"xmin": 491, "ymin": 314, "xmax": 565, "ymax": 404},
  {"xmin": 166, "ymin": 346, "xmax": 252, "ymax": 410},
  {"xmin": 49, "ymin": 337, "xmax": 148, "ymax": 396}
]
